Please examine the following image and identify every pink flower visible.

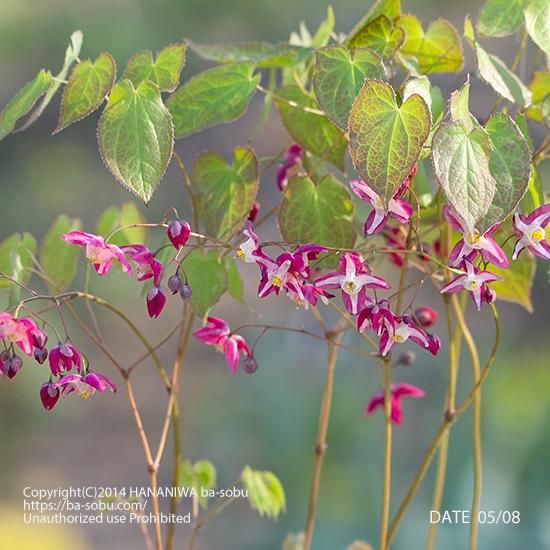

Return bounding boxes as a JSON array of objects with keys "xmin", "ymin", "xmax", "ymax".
[
  {"xmin": 277, "ymin": 144, "xmax": 302, "ymax": 191},
  {"xmin": 146, "ymin": 287, "xmax": 167, "ymax": 319},
  {"xmin": 512, "ymin": 204, "xmax": 550, "ymax": 261},
  {"xmin": 366, "ymin": 383, "xmax": 425, "ymax": 425},
  {"xmin": 350, "ymin": 179, "xmax": 413, "ymax": 235},
  {"xmin": 247, "ymin": 201, "xmax": 260, "ymax": 223},
  {"xmin": 167, "ymin": 219, "xmax": 191, "ymax": 249},
  {"xmin": 121, "ymin": 244, "xmax": 163, "ymax": 286},
  {"xmin": 237, "ymin": 222, "xmax": 269, "ymax": 265},
  {"xmin": 315, "ymin": 253, "xmax": 390, "ymax": 315},
  {"xmin": 40, "ymin": 381, "xmax": 60, "ymax": 411},
  {"xmin": 0, "ymin": 313, "xmax": 44, "ymax": 356},
  {"xmin": 444, "ymin": 206, "xmax": 508, "ymax": 268},
  {"xmin": 49, "ymin": 343, "xmax": 81, "ymax": 376},
  {"xmin": 357, "ymin": 299, "xmax": 396, "ymax": 335},
  {"xmin": 52, "ymin": 371, "xmax": 117, "ymax": 399},
  {"xmin": 193, "ymin": 316, "xmax": 250, "ymax": 373},
  {"xmin": 379, "ymin": 315, "xmax": 440, "ymax": 357},
  {"xmin": 61, "ymin": 231, "xmax": 132, "ymax": 276},
  {"xmin": 440, "ymin": 260, "xmax": 501, "ymax": 311}
]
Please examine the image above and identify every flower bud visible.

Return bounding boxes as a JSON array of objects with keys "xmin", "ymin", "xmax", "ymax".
[
  {"xmin": 414, "ymin": 306, "xmax": 438, "ymax": 327},
  {"xmin": 34, "ymin": 347, "xmax": 48, "ymax": 365},
  {"xmin": 40, "ymin": 382, "xmax": 60, "ymax": 411},
  {"xmin": 397, "ymin": 351, "xmax": 416, "ymax": 366},
  {"xmin": 4, "ymin": 354, "xmax": 23, "ymax": 379},
  {"xmin": 32, "ymin": 329, "xmax": 48, "ymax": 349},
  {"xmin": 147, "ymin": 287, "xmax": 167, "ymax": 319},
  {"xmin": 179, "ymin": 284, "xmax": 193, "ymax": 301},
  {"xmin": 243, "ymin": 356, "xmax": 258, "ymax": 374},
  {"xmin": 484, "ymin": 287, "xmax": 496, "ymax": 304},
  {"xmin": 167, "ymin": 274, "xmax": 184, "ymax": 295},
  {"xmin": 167, "ymin": 219, "xmax": 191, "ymax": 249},
  {"xmin": 247, "ymin": 201, "xmax": 260, "ymax": 223}
]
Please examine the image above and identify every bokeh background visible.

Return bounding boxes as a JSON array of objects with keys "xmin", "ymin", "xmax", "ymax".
[{"xmin": 0, "ymin": 0, "xmax": 549, "ymax": 549}]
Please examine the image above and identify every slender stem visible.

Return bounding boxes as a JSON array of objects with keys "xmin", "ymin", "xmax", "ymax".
[
  {"xmin": 379, "ymin": 356, "xmax": 392, "ymax": 550},
  {"xmin": 256, "ymin": 84, "xmax": 326, "ymax": 116},
  {"xmin": 173, "ymin": 151, "xmax": 200, "ymax": 232},
  {"xmin": 165, "ymin": 403, "xmax": 182, "ymax": 550},
  {"xmin": 303, "ymin": 332, "xmax": 342, "ymax": 549}
]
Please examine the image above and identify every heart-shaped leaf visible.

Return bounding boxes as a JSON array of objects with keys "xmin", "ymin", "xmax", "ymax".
[
  {"xmin": 278, "ymin": 175, "xmax": 356, "ymax": 249},
  {"xmin": 122, "ymin": 43, "xmax": 187, "ymax": 92},
  {"xmin": 524, "ymin": 0, "xmax": 550, "ymax": 61},
  {"xmin": 477, "ymin": 0, "xmax": 525, "ymax": 37},
  {"xmin": 55, "ymin": 53, "xmax": 116, "ymax": 133},
  {"xmin": 96, "ymin": 201, "xmax": 147, "ymax": 246},
  {"xmin": 348, "ymin": 15, "xmax": 405, "ymax": 59},
  {"xmin": 347, "ymin": 0, "xmax": 401, "ymax": 44},
  {"xmin": 348, "ymin": 79, "xmax": 430, "ymax": 205},
  {"xmin": 98, "ymin": 79, "xmax": 174, "ymax": 205},
  {"xmin": 193, "ymin": 146, "xmax": 259, "ymax": 240},
  {"xmin": 478, "ymin": 114, "xmax": 531, "ymax": 231},
  {"xmin": 397, "ymin": 16, "xmax": 463, "ymax": 73},
  {"xmin": 167, "ymin": 63, "xmax": 259, "ymax": 139},
  {"xmin": 526, "ymin": 71, "xmax": 550, "ymax": 123},
  {"xmin": 276, "ymin": 85, "xmax": 347, "ymax": 169},
  {"xmin": 313, "ymin": 46, "xmax": 385, "ymax": 129},
  {"xmin": 180, "ymin": 249, "xmax": 228, "ymax": 319}
]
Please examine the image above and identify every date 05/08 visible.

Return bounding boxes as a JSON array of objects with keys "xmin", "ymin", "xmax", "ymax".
[{"xmin": 430, "ymin": 510, "xmax": 520, "ymax": 525}]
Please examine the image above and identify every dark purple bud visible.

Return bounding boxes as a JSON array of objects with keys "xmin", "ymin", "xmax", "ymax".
[
  {"xmin": 34, "ymin": 347, "xmax": 48, "ymax": 365},
  {"xmin": 397, "ymin": 351, "xmax": 416, "ymax": 366},
  {"xmin": 33, "ymin": 330, "xmax": 48, "ymax": 349},
  {"xmin": 247, "ymin": 201, "xmax": 260, "ymax": 223},
  {"xmin": 167, "ymin": 219, "xmax": 191, "ymax": 249},
  {"xmin": 243, "ymin": 356, "xmax": 258, "ymax": 374},
  {"xmin": 40, "ymin": 382, "xmax": 60, "ymax": 411},
  {"xmin": 0, "ymin": 350, "xmax": 10, "ymax": 363},
  {"xmin": 484, "ymin": 287, "xmax": 496, "ymax": 304},
  {"xmin": 414, "ymin": 306, "xmax": 438, "ymax": 328},
  {"xmin": 179, "ymin": 284, "xmax": 193, "ymax": 301},
  {"xmin": 5, "ymin": 355, "xmax": 23, "ymax": 379},
  {"xmin": 167, "ymin": 274, "xmax": 184, "ymax": 295},
  {"xmin": 147, "ymin": 287, "xmax": 167, "ymax": 319}
]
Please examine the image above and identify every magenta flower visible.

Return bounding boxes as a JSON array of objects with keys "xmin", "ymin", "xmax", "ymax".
[
  {"xmin": 167, "ymin": 219, "xmax": 191, "ymax": 249},
  {"xmin": 315, "ymin": 253, "xmax": 390, "ymax": 315},
  {"xmin": 512, "ymin": 204, "xmax": 550, "ymax": 261},
  {"xmin": 357, "ymin": 299, "xmax": 396, "ymax": 335},
  {"xmin": 237, "ymin": 222, "xmax": 269, "ymax": 265},
  {"xmin": 146, "ymin": 287, "xmax": 167, "ymax": 319},
  {"xmin": 49, "ymin": 343, "xmax": 81, "ymax": 376},
  {"xmin": 0, "ymin": 313, "xmax": 44, "ymax": 356},
  {"xmin": 277, "ymin": 144, "xmax": 302, "ymax": 191},
  {"xmin": 61, "ymin": 231, "xmax": 132, "ymax": 276},
  {"xmin": 350, "ymin": 179, "xmax": 413, "ymax": 235},
  {"xmin": 379, "ymin": 315, "xmax": 440, "ymax": 357},
  {"xmin": 443, "ymin": 206, "xmax": 508, "ymax": 268},
  {"xmin": 193, "ymin": 316, "xmax": 250, "ymax": 373},
  {"xmin": 121, "ymin": 244, "xmax": 163, "ymax": 286},
  {"xmin": 414, "ymin": 306, "xmax": 438, "ymax": 328},
  {"xmin": 440, "ymin": 260, "xmax": 501, "ymax": 311},
  {"xmin": 52, "ymin": 371, "xmax": 117, "ymax": 399},
  {"xmin": 366, "ymin": 383, "xmax": 425, "ymax": 424},
  {"xmin": 40, "ymin": 381, "xmax": 60, "ymax": 411}
]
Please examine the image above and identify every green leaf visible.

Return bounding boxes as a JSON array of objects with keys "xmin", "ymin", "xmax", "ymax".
[
  {"xmin": 188, "ymin": 41, "xmax": 310, "ymax": 68},
  {"xmin": 478, "ymin": 114, "xmax": 531, "ymax": 231},
  {"xmin": 0, "ymin": 233, "xmax": 37, "ymax": 289},
  {"xmin": 348, "ymin": 15, "xmax": 405, "ymax": 59},
  {"xmin": 41, "ymin": 215, "xmax": 82, "ymax": 292},
  {"xmin": 397, "ymin": 16, "xmax": 463, "ymax": 73},
  {"xmin": 96, "ymin": 202, "xmax": 147, "ymax": 247},
  {"xmin": 403, "ymin": 76, "xmax": 433, "ymax": 120},
  {"xmin": 478, "ymin": 0, "xmax": 525, "ymax": 37},
  {"xmin": 313, "ymin": 46, "xmax": 385, "ymax": 129},
  {"xmin": 276, "ymin": 84, "xmax": 347, "ymax": 169},
  {"xmin": 278, "ymin": 175, "xmax": 356, "ymax": 250},
  {"xmin": 98, "ymin": 79, "xmax": 174, "ymax": 205},
  {"xmin": 348, "ymin": 79, "xmax": 431, "ymax": 205},
  {"xmin": 312, "ymin": 6, "xmax": 335, "ymax": 48},
  {"xmin": 17, "ymin": 30, "xmax": 83, "ymax": 133},
  {"xmin": 526, "ymin": 71, "xmax": 550, "ymax": 123},
  {"xmin": 167, "ymin": 63, "xmax": 259, "ymax": 139},
  {"xmin": 347, "ymin": 0, "xmax": 401, "ymax": 44},
  {"xmin": 241, "ymin": 466, "xmax": 286, "ymax": 520},
  {"xmin": 520, "ymin": 164, "xmax": 544, "ymax": 212},
  {"xmin": 491, "ymin": 234, "xmax": 535, "ymax": 312},
  {"xmin": 180, "ymin": 249, "xmax": 227, "ymax": 319},
  {"xmin": 122, "ymin": 43, "xmax": 187, "ymax": 92},
  {"xmin": 0, "ymin": 70, "xmax": 52, "ymax": 141},
  {"xmin": 55, "ymin": 53, "xmax": 116, "ymax": 132},
  {"xmin": 432, "ymin": 121, "xmax": 496, "ymax": 232},
  {"xmin": 524, "ymin": 0, "xmax": 550, "ymax": 61},
  {"xmin": 449, "ymin": 78, "xmax": 476, "ymax": 131},
  {"xmin": 224, "ymin": 257, "xmax": 244, "ymax": 303},
  {"xmin": 193, "ymin": 146, "xmax": 259, "ymax": 240},
  {"xmin": 178, "ymin": 459, "xmax": 217, "ymax": 509}
]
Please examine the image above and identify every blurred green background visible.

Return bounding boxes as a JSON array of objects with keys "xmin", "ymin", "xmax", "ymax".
[{"xmin": 1, "ymin": 0, "xmax": 549, "ymax": 549}]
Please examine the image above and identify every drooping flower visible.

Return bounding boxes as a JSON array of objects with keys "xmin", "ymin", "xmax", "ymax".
[
  {"xmin": 121, "ymin": 244, "xmax": 163, "ymax": 286},
  {"xmin": 366, "ymin": 383, "xmax": 425, "ymax": 425},
  {"xmin": 237, "ymin": 222, "xmax": 269, "ymax": 265},
  {"xmin": 49, "ymin": 343, "xmax": 81, "ymax": 376},
  {"xmin": 167, "ymin": 274, "xmax": 184, "ymax": 295},
  {"xmin": 315, "ymin": 253, "xmax": 390, "ymax": 315},
  {"xmin": 379, "ymin": 315, "xmax": 440, "ymax": 357},
  {"xmin": 444, "ymin": 206, "xmax": 508, "ymax": 268},
  {"xmin": 440, "ymin": 260, "xmax": 501, "ymax": 311},
  {"xmin": 40, "ymin": 381, "xmax": 60, "ymax": 411},
  {"xmin": 1, "ymin": 353, "xmax": 23, "ymax": 379},
  {"xmin": 512, "ymin": 204, "xmax": 550, "ymax": 261},
  {"xmin": 357, "ymin": 299, "xmax": 396, "ymax": 335},
  {"xmin": 61, "ymin": 231, "xmax": 132, "ymax": 276},
  {"xmin": 277, "ymin": 144, "xmax": 302, "ymax": 191},
  {"xmin": 146, "ymin": 287, "xmax": 167, "ymax": 319},
  {"xmin": 350, "ymin": 179, "xmax": 413, "ymax": 235},
  {"xmin": 167, "ymin": 219, "xmax": 191, "ymax": 249},
  {"xmin": 414, "ymin": 306, "xmax": 438, "ymax": 328},
  {"xmin": 193, "ymin": 316, "xmax": 250, "ymax": 373},
  {"xmin": 0, "ymin": 313, "xmax": 44, "ymax": 356},
  {"xmin": 52, "ymin": 371, "xmax": 117, "ymax": 399}
]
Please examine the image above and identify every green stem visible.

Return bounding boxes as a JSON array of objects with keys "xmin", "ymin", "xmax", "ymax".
[{"xmin": 380, "ymin": 356, "xmax": 392, "ymax": 550}]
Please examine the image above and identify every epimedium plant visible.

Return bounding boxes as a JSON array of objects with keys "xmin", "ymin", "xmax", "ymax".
[{"xmin": 0, "ymin": 0, "xmax": 549, "ymax": 548}]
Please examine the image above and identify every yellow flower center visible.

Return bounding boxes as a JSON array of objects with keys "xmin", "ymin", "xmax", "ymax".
[
  {"xmin": 374, "ymin": 196, "xmax": 384, "ymax": 209},
  {"xmin": 344, "ymin": 280, "xmax": 356, "ymax": 292},
  {"xmin": 465, "ymin": 231, "xmax": 481, "ymax": 245},
  {"xmin": 271, "ymin": 275, "xmax": 283, "ymax": 287},
  {"xmin": 236, "ymin": 249, "xmax": 245, "ymax": 259},
  {"xmin": 392, "ymin": 333, "xmax": 406, "ymax": 343},
  {"xmin": 531, "ymin": 229, "xmax": 544, "ymax": 241}
]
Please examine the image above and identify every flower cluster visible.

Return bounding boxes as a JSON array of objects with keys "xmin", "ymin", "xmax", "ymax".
[{"xmin": 276, "ymin": 144, "xmax": 302, "ymax": 192}]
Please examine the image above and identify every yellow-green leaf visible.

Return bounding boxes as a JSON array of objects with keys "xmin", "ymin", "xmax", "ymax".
[
  {"xmin": 348, "ymin": 15, "xmax": 405, "ymax": 59},
  {"xmin": 241, "ymin": 466, "xmax": 286, "ymax": 520},
  {"xmin": 478, "ymin": 0, "xmax": 525, "ymax": 37},
  {"xmin": 0, "ymin": 233, "xmax": 36, "ymax": 289},
  {"xmin": 96, "ymin": 202, "xmax": 147, "ymax": 247}
]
